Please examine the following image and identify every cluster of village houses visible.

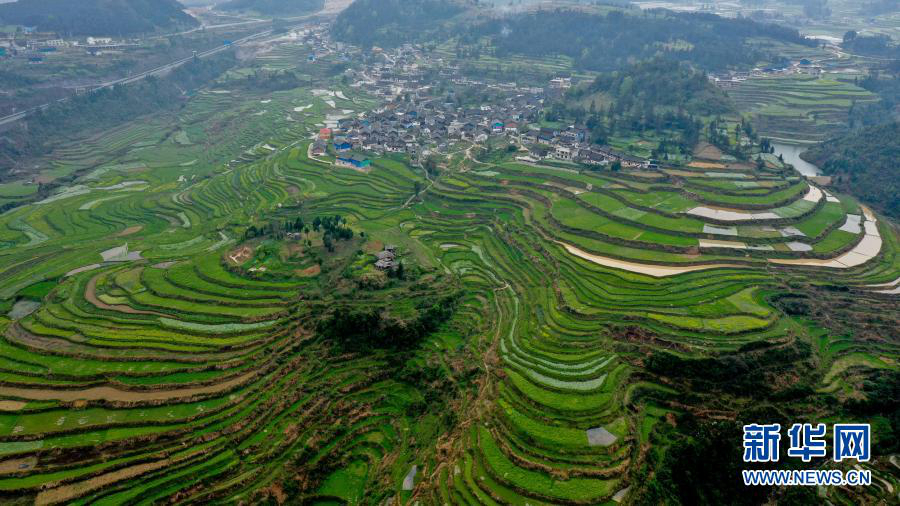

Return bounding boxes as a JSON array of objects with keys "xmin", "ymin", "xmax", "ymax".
[
  {"xmin": 707, "ymin": 59, "xmax": 827, "ymax": 89},
  {"xmin": 0, "ymin": 28, "xmax": 137, "ymax": 62},
  {"xmin": 309, "ymin": 44, "xmax": 652, "ymax": 171}
]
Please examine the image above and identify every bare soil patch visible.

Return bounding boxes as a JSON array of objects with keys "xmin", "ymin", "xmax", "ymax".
[
  {"xmin": 688, "ymin": 161, "xmax": 726, "ymax": 170},
  {"xmin": 0, "ymin": 456, "xmax": 36, "ymax": 475},
  {"xmin": 227, "ymin": 245, "xmax": 253, "ymax": 265},
  {"xmin": 363, "ymin": 240, "xmax": 384, "ymax": 254},
  {"xmin": 34, "ymin": 451, "xmax": 202, "ymax": 505},
  {"xmin": 115, "ymin": 225, "xmax": 143, "ymax": 237},
  {"xmin": 0, "ymin": 400, "xmax": 27, "ymax": 411},
  {"xmin": 295, "ymin": 265, "xmax": 321, "ymax": 277},
  {"xmin": 0, "ymin": 369, "xmax": 257, "ymax": 403},
  {"xmin": 693, "ymin": 142, "xmax": 724, "ymax": 161}
]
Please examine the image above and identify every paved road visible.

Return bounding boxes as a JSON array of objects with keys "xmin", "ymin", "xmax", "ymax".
[
  {"xmin": 0, "ymin": 29, "xmax": 270, "ymax": 127},
  {"xmin": 0, "ymin": 0, "xmax": 356, "ymax": 128}
]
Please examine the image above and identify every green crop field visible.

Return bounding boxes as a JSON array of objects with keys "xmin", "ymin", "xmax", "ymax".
[
  {"xmin": 728, "ymin": 75, "xmax": 878, "ymax": 143},
  {"xmin": 0, "ymin": 34, "xmax": 896, "ymax": 506}
]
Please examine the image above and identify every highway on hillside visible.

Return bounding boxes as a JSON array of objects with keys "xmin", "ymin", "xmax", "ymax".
[
  {"xmin": 0, "ymin": 0, "xmax": 356, "ymax": 129},
  {"xmin": 0, "ymin": 29, "xmax": 271, "ymax": 128}
]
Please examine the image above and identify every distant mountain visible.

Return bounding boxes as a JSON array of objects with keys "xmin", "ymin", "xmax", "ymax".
[
  {"xmin": 218, "ymin": 0, "xmax": 324, "ymax": 15},
  {"xmin": 469, "ymin": 9, "xmax": 814, "ymax": 72},
  {"xmin": 0, "ymin": 0, "xmax": 198, "ymax": 36},
  {"xmin": 333, "ymin": 0, "xmax": 470, "ymax": 47},
  {"xmin": 333, "ymin": 1, "xmax": 813, "ymax": 71},
  {"xmin": 802, "ymin": 122, "xmax": 900, "ymax": 219}
]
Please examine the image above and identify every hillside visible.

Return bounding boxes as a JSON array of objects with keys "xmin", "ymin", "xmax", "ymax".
[
  {"xmin": 218, "ymin": 0, "xmax": 324, "ymax": 15},
  {"xmin": 802, "ymin": 122, "xmax": 900, "ymax": 219},
  {"xmin": 547, "ymin": 59, "xmax": 733, "ymax": 154},
  {"xmin": 469, "ymin": 9, "xmax": 814, "ymax": 71},
  {"xmin": 587, "ymin": 58, "xmax": 734, "ymax": 117},
  {"xmin": 0, "ymin": 0, "xmax": 197, "ymax": 36},
  {"xmin": 0, "ymin": 23, "xmax": 897, "ymax": 505},
  {"xmin": 334, "ymin": 1, "xmax": 814, "ymax": 71},
  {"xmin": 332, "ymin": 0, "xmax": 470, "ymax": 47}
]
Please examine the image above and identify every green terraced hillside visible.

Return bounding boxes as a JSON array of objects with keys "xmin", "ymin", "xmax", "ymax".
[
  {"xmin": 0, "ymin": 36, "xmax": 897, "ymax": 506},
  {"xmin": 728, "ymin": 75, "xmax": 878, "ymax": 143}
]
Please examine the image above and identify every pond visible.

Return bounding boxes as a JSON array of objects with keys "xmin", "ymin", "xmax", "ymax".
[
  {"xmin": 772, "ymin": 142, "xmax": 821, "ymax": 177},
  {"xmin": 7, "ymin": 299, "xmax": 40, "ymax": 320}
]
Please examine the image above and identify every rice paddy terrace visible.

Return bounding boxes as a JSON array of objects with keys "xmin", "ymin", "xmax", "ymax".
[
  {"xmin": 728, "ymin": 75, "xmax": 878, "ymax": 143},
  {"xmin": 0, "ymin": 81, "xmax": 898, "ymax": 503}
]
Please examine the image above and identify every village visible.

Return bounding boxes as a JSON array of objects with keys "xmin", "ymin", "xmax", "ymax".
[{"xmin": 305, "ymin": 40, "xmax": 654, "ymax": 173}]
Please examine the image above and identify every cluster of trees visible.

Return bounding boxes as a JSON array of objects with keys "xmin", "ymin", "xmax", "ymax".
[
  {"xmin": 705, "ymin": 116, "xmax": 758, "ymax": 160},
  {"xmin": 586, "ymin": 59, "xmax": 734, "ymax": 117},
  {"xmin": 0, "ymin": 52, "xmax": 236, "ymax": 177},
  {"xmin": 848, "ymin": 68, "xmax": 900, "ymax": 128},
  {"xmin": 219, "ymin": 0, "xmax": 323, "ymax": 15},
  {"xmin": 332, "ymin": 0, "xmax": 468, "ymax": 47},
  {"xmin": 842, "ymin": 30, "xmax": 900, "ymax": 58},
  {"xmin": 802, "ymin": 121, "xmax": 900, "ymax": 219},
  {"xmin": 0, "ymin": 0, "xmax": 197, "ymax": 36},
  {"xmin": 315, "ymin": 215, "xmax": 355, "ymax": 252},
  {"xmin": 467, "ymin": 9, "xmax": 813, "ymax": 72},
  {"xmin": 317, "ymin": 292, "xmax": 460, "ymax": 351},
  {"xmin": 554, "ymin": 60, "xmax": 731, "ymax": 153},
  {"xmin": 244, "ymin": 214, "xmax": 356, "ymax": 251}
]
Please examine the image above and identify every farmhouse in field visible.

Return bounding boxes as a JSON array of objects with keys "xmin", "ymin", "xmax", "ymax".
[
  {"xmin": 375, "ymin": 248, "xmax": 396, "ymax": 270},
  {"xmin": 336, "ymin": 154, "xmax": 371, "ymax": 169}
]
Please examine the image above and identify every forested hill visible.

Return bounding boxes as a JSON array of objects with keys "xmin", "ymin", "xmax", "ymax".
[
  {"xmin": 553, "ymin": 59, "xmax": 732, "ymax": 155},
  {"xmin": 588, "ymin": 59, "xmax": 734, "ymax": 116},
  {"xmin": 802, "ymin": 122, "xmax": 900, "ymax": 219},
  {"xmin": 0, "ymin": 0, "xmax": 197, "ymax": 36},
  {"xmin": 333, "ymin": 2, "xmax": 813, "ymax": 70},
  {"xmin": 332, "ymin": 0, "xmax": 471, "ymax": 47},
  {"xmin": 469, "ymin": 9, "xmax": 813, "ymax": 71},
  {"xmin": 218, "ymin": 0, "xmax": 324, "ymax": 15}
]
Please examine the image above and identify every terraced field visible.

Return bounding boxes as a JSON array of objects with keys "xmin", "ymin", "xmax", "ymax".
[
  {"xmin": 729, "ymin": 75, "xmax": 878, "ymax": 143},
  {"xmin": 0, "ymin": 60, "xmax": 898, "ymax": 505}
]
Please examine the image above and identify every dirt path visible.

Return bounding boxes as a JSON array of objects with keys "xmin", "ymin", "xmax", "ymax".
[
  {"xmin": 306, "ymin": 141, "xmax": 331, "ymax": 165},
  {"xmin": 0, "ymin": 369, "xmax": 257, "ymax": 403},
  {"xmin": 558, "ymin": 241, "xmax": 744, "ymax": 277},
  {"xmin": 84, "ymin": 272, "xmax": 166, "ymax": 316},
  {"xmin": 34, "ymin": 447, "xmax": 208, "ymax": 505}
]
